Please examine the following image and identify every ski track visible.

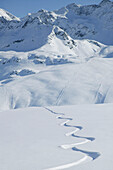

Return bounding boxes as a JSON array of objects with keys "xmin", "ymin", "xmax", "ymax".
[
  {"xmin": 55, "ymin": 60, "xmax": 93, "ymax": 106},
  {"xmin": 44, "ymin": 107, "xmax": 100, "ymax": 170}
]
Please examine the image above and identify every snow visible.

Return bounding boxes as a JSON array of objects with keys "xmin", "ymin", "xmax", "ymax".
[
  {"xmin": 0, "ymin": 0, "xmax": 113, "ymax": 52},
  {"xmin": 0, "ymin": 1, "xmax": 113, "ymax": 169},
  {"xmin": 0, "ymin": 104, "xmax": 113, "ymax": 170},
  {"xmin": 0, "ymin": 43, "xmax": 113, "ymax": 110},
  {"xmin": 0, "ymin": 8, "xmax": 20, "ymax": 21}
]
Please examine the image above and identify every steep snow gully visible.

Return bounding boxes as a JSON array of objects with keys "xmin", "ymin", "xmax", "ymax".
[{"xmin": 44, "ymin": 108, "xmax": 100, "ymax": 170}]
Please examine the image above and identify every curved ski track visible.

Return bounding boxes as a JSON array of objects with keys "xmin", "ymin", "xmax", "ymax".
[{"xmin": 44, "ymin": 107, "xmax": 100, "ymax": 170}]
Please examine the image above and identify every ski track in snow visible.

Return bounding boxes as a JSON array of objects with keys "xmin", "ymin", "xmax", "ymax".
[
  {"xmin": 55, "ymin": 59, "xmax": 92, "ymax": 106},
  {"xmin": 44, "ymin": 107, "xmax": 100, "ymax": 170}
]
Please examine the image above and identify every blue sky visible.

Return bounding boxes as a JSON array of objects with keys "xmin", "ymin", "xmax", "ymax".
[{"xmin": 1, "ymin": 0, "xmax": 104, "ymax": 17}]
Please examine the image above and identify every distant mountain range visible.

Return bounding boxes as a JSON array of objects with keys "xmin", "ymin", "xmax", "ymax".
[{"xmin": 0, "ymin": 0, "xmax": 113, "ymax": 52}]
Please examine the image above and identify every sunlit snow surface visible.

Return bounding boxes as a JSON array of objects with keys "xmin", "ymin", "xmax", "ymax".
[
  {"xmin": 0, "ymin": 104, "xmax": 113, "ymax": 170},
  {"xmin": 0, "ymin": 1, "xmax": 113, "ymax": 170},
  {"xmin": 0, "ymin": 1, "xmax": 113, "ymax": 110},
  {"xmin": 0, "ymin": 43, "xmax": 113, "ymax": 110},
  {"xmin": 0, "ymin": 0, "xmax": 113, "ymax": 52}
]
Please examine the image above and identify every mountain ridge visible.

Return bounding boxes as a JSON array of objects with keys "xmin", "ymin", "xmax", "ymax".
[
  {"xmin": 0, "ymin": 0, "xmax": 113, "ymax": 52},
  {"xmin": 0, "ymin": 8, "xmax": 20, "ymax": 21},
  {"xmin": 0, "ymin": 0, "xmax": 113, "ymax": 110}
]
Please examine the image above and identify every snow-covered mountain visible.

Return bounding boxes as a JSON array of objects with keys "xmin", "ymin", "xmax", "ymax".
[
  {"xmin": 0, "ymin": 42, "xmax": 113, "ymax": 110},
  {"xmin": 0, "ymin": 0, "xmax": 113, "ymax": 52},
  {"xmin": 0, "ymin": 0, "xmax": 113, "ymax": 110},
  {"xmin": 0, "ymin": 8, "xmax": 20, "ymax": 21},
  {"xmin": 0, "ymin": 1, "xmax": 113, "ymax": 170}
]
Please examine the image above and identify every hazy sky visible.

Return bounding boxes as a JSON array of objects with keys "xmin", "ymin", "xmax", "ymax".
[{"xmin": 0, "ymin": 0, "xmax": 107, "ymax": 17}]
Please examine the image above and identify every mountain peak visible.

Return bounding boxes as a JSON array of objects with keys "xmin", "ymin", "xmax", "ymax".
[
  {"xmin": 66, "ymin": 3, "xmax": 80, "ymax": 9},
  {"xmin": 99, "ymin": 0, "xmax": 112, "ymax": 5},
  {"xmin": 0, "ymin": 8, "xmax": 20, "ymax": 21}
]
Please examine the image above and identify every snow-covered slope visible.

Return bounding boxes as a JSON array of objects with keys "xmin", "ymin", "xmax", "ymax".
[
  {"xmin": 0, "ymin": 104, "xmax": 113, "ymax": 170},
  {"xmin": 0, "ymin": 1, "xmax": 113, "ymax": 170},
  {"xmin": 0, "ymin": 42, "xmax": 113, "ymax": 110},
  {"xmin": 0, "ymin": 0, "xmax": 113, "ymax": 111},
  {"xmin": 0, "ymin": 8, "xmax": 20, "ymax": 21},
  {"xmin": 0, "ymin": 0, "xmax": 113, "ymax": 52}
]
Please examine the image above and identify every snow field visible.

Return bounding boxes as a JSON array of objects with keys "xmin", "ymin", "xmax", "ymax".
[{"xmin": 0, "ymin": 104, "xmax": 113, "ymax": 170}]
